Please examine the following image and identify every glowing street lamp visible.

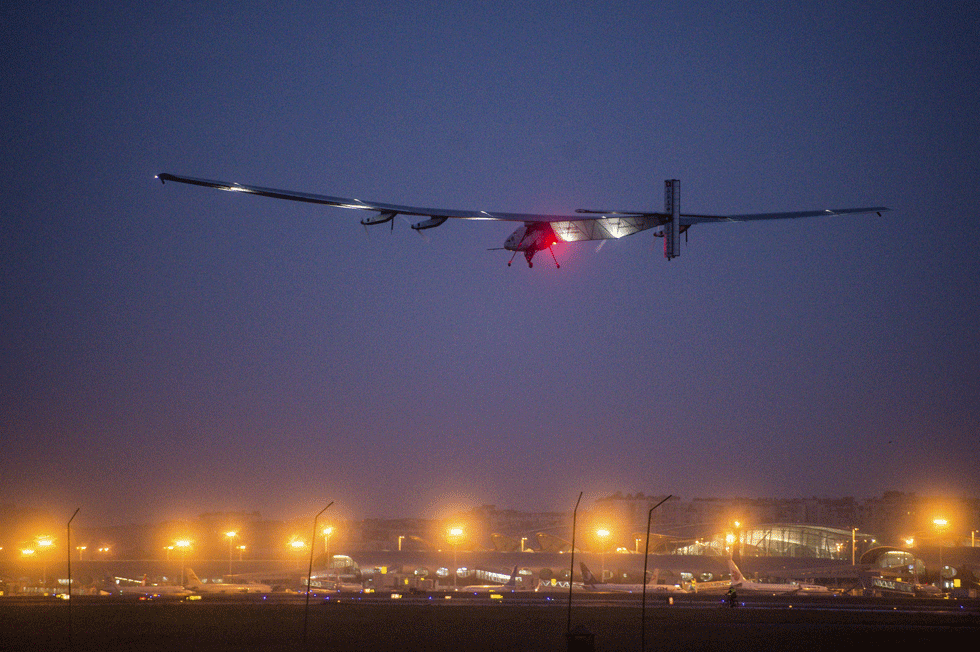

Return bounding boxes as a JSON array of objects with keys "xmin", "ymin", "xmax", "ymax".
[
  {"xmin": 237, "ymin": 544, "xmax": 246, "ymax": 561},
  {"xmin": 290, "ymin": 539, "xmax": 307, "ymax": 570},
  {"xmin": 398, "ymin": 535, "xmax": 405, "ymax": 552},
  {"xmin": 225, "ymin": 531, "xmax": 238, "ymax": 574},
  {"xmin": 851, "ymin": 528, "xmax": 859, "ymax": 565},
  {"xmin": 933, "ymin": 518, "xmax": 948, "ymax": 594},
  {"xmin": 174, "ymin": 539, "xmax": 191, "ymax": 586},
  {"xmin": 36, "ymin": 537, "xmax": 54, "ymax": 585},
  {"xmin": 447, "ymin": 527, "xmax": 464, "ymax": 590},
  {"xmin": 596, "ymin": 529, "xmax": 610, "ymax": 580},
  {"xmin": 76, "ymin": 545, "xmax": 87, "ymax": 561},
  {"xmin": 731, "ymin": 520, "xmax": 743, "ymax": 560}
]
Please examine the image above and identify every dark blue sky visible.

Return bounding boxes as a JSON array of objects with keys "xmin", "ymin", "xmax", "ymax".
[{"xmin": 3, "ymin": 1, "xmax": 978, "ymax": 526}]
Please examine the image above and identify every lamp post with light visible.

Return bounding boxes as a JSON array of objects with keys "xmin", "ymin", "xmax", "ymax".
[
  {"xmin": 226, "ymin": 531, "xmax": 237, "ymax": 574},
  {"xmin": 36, "ymin": 537, "xmax": 54, "ymax": 586},
  {"xmin": 732, "ymin": 520, "xmax": 742, "ymax": 562},
  {"xmin": 851, "ymin": 528, "xmax": 859, "ymax": 565},
  {"xmin": 290, "ymin": 539, "xmax": 306, "ymax": 570},
  {"xmin": 21, "ymin": 547, "xmax": 36, "ymax": 586},
  {"xmin": 596, "ymin": 529, "xmax": 610, "ymax": 581},
  {"xmin": 174, "ymin": 540, "xmax": 191, "ymax": 586},
  {"xmin": 448, "ymin": 527, "xmax": 463, "ymax": 590},
  {"xmin": 933, "ymin": 518, "xmax": 948, "ymax": 594}
]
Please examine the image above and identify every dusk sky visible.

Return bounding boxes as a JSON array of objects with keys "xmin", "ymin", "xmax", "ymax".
[{"xmin": 3, "ymin": 2, "xmax": 978, "ymax": 527}]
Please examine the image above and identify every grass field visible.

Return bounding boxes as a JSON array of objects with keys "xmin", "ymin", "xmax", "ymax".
[{"xmin": 2, "ymin": 596, "xmax": 977, "ymax": 651}]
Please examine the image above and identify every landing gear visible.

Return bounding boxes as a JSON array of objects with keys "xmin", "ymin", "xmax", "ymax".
[
  {"xmin": 548, "ymin": 246, "xmax": 560, "ymax": 269},
  {"xmin": 506, "ymin": 247, "xmax": 560, "ymax": 269}
]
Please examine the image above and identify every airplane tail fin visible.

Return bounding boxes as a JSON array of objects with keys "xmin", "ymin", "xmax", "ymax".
[
  {"xmin": 505, "ymin": 566, "xmax": 519, "ymax": 588},
  {"xmin": 184, "ymin": 568, "xmax": 202, "ymax": 588},
  {"xmin": 663, "ymin": 179, "xmax": 681, "ymax": 260},
  {"xmin": 579, "ymin": 562, "xmax": 597, "ymax": 587},
  {"xmin": 727, "ymin": 557, "xmax": 745, "ymax": 583},
  {"xmin": 647, "ymin": 568, "xmax": 660, "ymax": 586}
]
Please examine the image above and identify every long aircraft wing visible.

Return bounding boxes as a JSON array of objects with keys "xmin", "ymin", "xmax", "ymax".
[
  {"xmin": 156, "ymin": 172, "xmax": 890, "ymax": 253},
  {"xmin": 156, "ymin": 173, "xmax": 586, "ymax": 222},
  {"xmin": 157, "ymin": 173, "xmax": 888, "ymax": 225}
]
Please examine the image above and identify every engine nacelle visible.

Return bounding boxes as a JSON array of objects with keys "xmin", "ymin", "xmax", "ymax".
[
  {"xmin": 411, "ymin": 216, "xmax": 448, "ymax": 231},
  {"xmin": 360, "ymin": 210, "xmax": 396, "ymax": 226}
]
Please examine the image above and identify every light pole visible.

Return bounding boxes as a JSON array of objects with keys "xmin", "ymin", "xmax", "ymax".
[
  {"xmin": 174, "ymin": 540, "xmax": 191, "ymax": 586},
  {"xmin": 521, "ymin": 537, "xmax": 527, "ymax": 553},
  {"xmin": 237, "ymin": 544, "xmax": 246, "ymax": 561},
  {"xmin": 37, "ymin": 537, "xmax": 53, "ymax": 586},
  {"xmin": 448, "ymin": 527, "xmax": 463, "ymax": 591},
  {"xmin": 641, "ymin": 495, "xmax": 673, "ymax": 652},
  {"xmin": 225, "ymin": 531, "xmax": 237, "ymax": 574},
  {"xmin": 851, "ymin": 528, "xmax": 856, "ymax": 565},
  {"xmin": 304, "ymin": 501, "xmax": 333, "ymax": 645},
  {"xmin": 398, "ymin": 535, "xmax": 405, "ymax": 552},
  {"xmin": 596, "ymin": 529, "xmax": 610, "ymax": 581},
  {"xmin": 76, "ymin": 546, "xmax": 87, "ymax": 561},
  {"xmin": 733, "ymin": 520, "xmax": 742, "ymax": 561},
  {"xmin": 290, "ymin": 539, "xmax": 306, "ymax": 571},
  {"xmin": 933, "ymin": 518, "xmax": 948, "ymax": 594}
]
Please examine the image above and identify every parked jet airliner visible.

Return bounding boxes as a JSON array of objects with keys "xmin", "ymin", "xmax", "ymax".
[
  {"xmin": 461, "ymin": 565, "xmax": 522, "ymax": 593},
  {"xmin": 727, "ymin": 558, "xmax": 801, "ymax": 595},
  {"xmin": 156, "ymin": 173, "xmax": 889, "ymax": 268},
  {"xmin": 185, "ymin": 568, "xmax": 271, "ymax": 594},
  {"xmin": 580, "ymin": 562, "xmax": 689, "ymax": 594}
]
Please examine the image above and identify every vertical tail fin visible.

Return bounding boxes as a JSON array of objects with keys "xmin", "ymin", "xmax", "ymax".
[
  {"xmin": 727, "ymin": 557, "xmax": 745, "ymax": 583},
  {"xmin": 663, "ymin": 179, "xmax": 681, "ymax": 260},
  {"xmin": 647, "ymin": 568, "xmax": 660, "ymax": 586},
  {"xmin": 579, "ymin": 562, "xmax": 597, "ymax": 586},
  {"xmin": 505, "ymin": 565, "xmax": 519, "ymax": 588},
  {"xmin": 184, "ymin": 568, "xmax": 202, "ymax": 588}
]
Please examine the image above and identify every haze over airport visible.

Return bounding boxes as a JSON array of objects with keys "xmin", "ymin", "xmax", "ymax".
[{"xmin": 3, "ymin": 2, "xmax": 978, "ymax": 528}]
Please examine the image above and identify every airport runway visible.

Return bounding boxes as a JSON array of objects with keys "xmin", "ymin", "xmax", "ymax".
[{"xmin": 1, "ymin": 593, "xmax": 977, "ymax": 651}]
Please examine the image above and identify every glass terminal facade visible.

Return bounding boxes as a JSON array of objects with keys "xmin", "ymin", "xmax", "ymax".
[{"xmin": 669, "ymin": 524, "xmax": 866, "ymax": 560}]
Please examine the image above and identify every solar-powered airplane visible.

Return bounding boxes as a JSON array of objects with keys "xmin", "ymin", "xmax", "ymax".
[{"xmin": 156, "ymin": 174, "xmax": 889, "ymax": 268}]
